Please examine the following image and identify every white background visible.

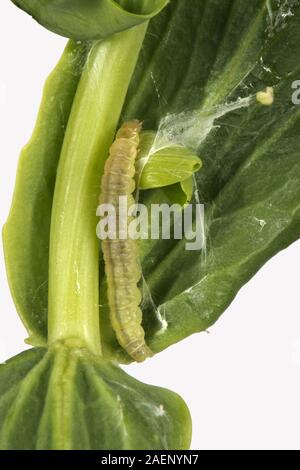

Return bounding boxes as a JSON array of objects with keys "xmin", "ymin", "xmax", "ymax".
[{"xmin": 1, "ymin": 2, "xmax": 300, "ymax": 451}]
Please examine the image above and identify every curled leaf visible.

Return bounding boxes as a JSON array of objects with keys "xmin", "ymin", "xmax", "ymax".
[
  {"xmin": 162, "ymin": 177, "xmax": 195, "ymax": 206},
  {"xmin": 10, "ymin": 0, "xmax": 169, "ymax": 40},
  {"xmin": 137, "ymin": 131, "xmax": 202, "ymax": 204}
]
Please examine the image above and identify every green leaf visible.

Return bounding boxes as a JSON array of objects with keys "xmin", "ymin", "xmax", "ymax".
[
  {"xmin": 123, "ymin": 0, "xmax": 273, "ymax": 126},
  {"xmin": 10, "ymin": 0, "xmax": 169, "ymax": 40},
  {"xmin": 4, "ymin": 0, "xmax": 300, "ymax": 363},
  {"xmin": 137, "ymin": 131, "xmax": 202, "ymax": 190},
  {"xmin": 136, "ymin": 130, "xmax": 202, "ymax": 205},
  {"xmin": 159, "ymin": 178, "xmax": 195, "ymax": 207},
  {"xmin": 3, "ymin": 41, "xmax": 89, "ymax": 345},
  {"xmin": 103, "ymin": 0, "xmax": 300, "ymax": 358},
  {"xmin": 0, "ymin": 347, "xmax": 191, "ymax": 450},
  {"xmin": 120, "ymin": 0, "xmax": 300, "ymax": 353},
  {"xmin": 179, "ymin": 178, "xmax": 194, "ymax": 205}
]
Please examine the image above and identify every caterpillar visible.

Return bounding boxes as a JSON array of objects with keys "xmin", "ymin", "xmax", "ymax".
[{"xmin": 99, "ymin": 120, "xmax": 153, "ymax": 362}]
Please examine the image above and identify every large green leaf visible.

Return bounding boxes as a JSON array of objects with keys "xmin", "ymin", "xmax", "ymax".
[
  {"xmin": 4, "ymin": 0, "xmax": 300, "ymax": 361},
  {"xmin": 10, "ymin": 0, "xmax": 169, "ymax": 40},
  {"xmin": 102, "ymin": 0, "xmax": 300, "ymax": 358},
  {"xmin": 0, "ymin": 347, "xmax": 191, "ymax": 450},
  {"xmin": 137, "ymin": 0, "xmax": 300, "ymax": 352}
]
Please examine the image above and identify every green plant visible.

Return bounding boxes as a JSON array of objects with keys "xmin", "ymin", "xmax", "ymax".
[{"xmin": 2, "ymin": 0, "xmax": 300, "ymax": 449}]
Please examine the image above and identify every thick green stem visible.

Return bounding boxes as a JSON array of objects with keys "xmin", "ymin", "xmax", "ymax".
[{"xmin": 48, "ymin": 24, "xmax": 147, "ymax": 355}]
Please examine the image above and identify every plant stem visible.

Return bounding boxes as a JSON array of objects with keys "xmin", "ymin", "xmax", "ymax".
[{"xmin": 48, "ymin": 24, "xmax": 147, "ymax": 355}]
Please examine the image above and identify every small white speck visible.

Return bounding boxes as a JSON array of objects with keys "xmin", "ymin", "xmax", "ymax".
[
  {"xmin": 253, "ymin": 217, "xmax": 267, "ymax": 231},
  {"xmin": 155, "ymin": 404, "xmax": 166, "ymax": 417},
  {"xmin": 155, "ymin": 306, "xmax": 168, "ymax": 336}
]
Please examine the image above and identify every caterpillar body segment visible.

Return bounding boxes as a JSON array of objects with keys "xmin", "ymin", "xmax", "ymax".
[{"xmin": 100, "ymin": 121, "xmax": 153, "ymax": 363}]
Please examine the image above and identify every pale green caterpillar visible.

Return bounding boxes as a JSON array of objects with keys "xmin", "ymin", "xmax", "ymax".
[
  {"xmin": 99, "ymin": 120, "xmax": 202, "ymax": 362},
  {"xmin": 99, "ymin": 120, "xmax": 153, "ymax": 363}
]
